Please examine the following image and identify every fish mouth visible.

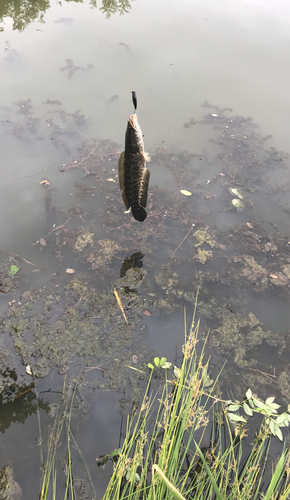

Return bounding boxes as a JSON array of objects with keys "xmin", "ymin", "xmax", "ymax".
[{"xmin": 129, "ymin": 114, "xmax": 138, "ymax": 129}]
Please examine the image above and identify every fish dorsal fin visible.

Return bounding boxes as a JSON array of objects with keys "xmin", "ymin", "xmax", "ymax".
[{"xmin": 141, "ymin": 151, "xmax": 151, "ymax": 162}]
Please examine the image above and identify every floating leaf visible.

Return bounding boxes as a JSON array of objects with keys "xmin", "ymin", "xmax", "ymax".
[
  {"xmin": 26, "ymin": 365, "xmax": 33, "ymax": 376},
  {"xmin": 173, "ymin": 366, "xmax": 181, "ymax": 379},
  {"xmin": 180, "ymin": 190, "xmax": 192, "ymax": 196},
  {"xmin": 106, "ymin": 178, "xmax": 116, "ymax": 182},
  {"xmin": 143, "ymin": 310, "xmax": 151, "ymax": 316},
  {"xmin": 8, "ymin": 265, "xmax": 19, "ymax": 277},
  {"xmin": 39, "ymin": 238, "xmax": 46, "ymax": 246},
  {"xmin": 66, "ymin": 268, "xmax": 75, "ymax": 274},
  {"xmin": 246, "ymin": 222, "xmax": 254, "ymax": 228}
]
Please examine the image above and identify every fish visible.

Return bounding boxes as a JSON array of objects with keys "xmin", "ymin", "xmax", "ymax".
[{"xmin": 118, "ymin": 114, "xmax": 151, "ymax": 222}]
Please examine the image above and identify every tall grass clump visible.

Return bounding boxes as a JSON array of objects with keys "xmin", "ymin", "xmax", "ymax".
[
  {"xmin": 102, "ymin": 306, "xmax": 290, "ymax": 499},
  {"xmin": 37, "ymin": 377, "xmax": 96, "ymax": 500}
]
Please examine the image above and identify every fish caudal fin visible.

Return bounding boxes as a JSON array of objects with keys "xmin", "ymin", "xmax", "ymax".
[{"xmin": 132, "ymin": 206, "xmax": 147, "ymax": 222}]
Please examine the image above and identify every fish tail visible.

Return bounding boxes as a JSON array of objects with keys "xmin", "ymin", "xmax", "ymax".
[{"xmin": 131, "ymin": 206, "xmax": 147, "ymax": 222}]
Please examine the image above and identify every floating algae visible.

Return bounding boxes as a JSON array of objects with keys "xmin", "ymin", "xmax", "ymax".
[
  {"xmin": 192, "ymin": 227, "xmax": 218, "ymax": 248},
  {"xmin": 193, "ymin": 247, "xmax": 213, "ymax": 264}
]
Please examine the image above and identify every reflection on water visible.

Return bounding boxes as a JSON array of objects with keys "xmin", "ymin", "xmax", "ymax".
[
  {"xmin": 1, "ymin": 0, "xmax": 290, "ymax": 498},
  {"xmin": 0, "ymin": 0, "xmax": 130, "ymax": 31}
]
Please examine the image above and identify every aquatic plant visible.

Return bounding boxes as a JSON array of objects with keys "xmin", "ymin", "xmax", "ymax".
[{"xmin": 102, "ymin": 305, "xmax": 290, "ymax": 499}]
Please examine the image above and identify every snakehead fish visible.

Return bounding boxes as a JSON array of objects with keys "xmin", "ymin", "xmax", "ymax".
[{"xmin": 118, "ymin": 114, "xmax": 151, "ymax": 222}]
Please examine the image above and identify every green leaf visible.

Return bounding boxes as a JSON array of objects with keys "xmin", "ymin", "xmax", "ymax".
[
  {"xmin": 248, "ymin": 398, "xmax": 255, "ymax": 408},
  {"xmin": 227, "ymin": 404, "xmax": 240, "ymax": 412},
  {"xmin": 243, "ymin": 402, "xmax": 253, "ymax": 416},
  {"xmin": 263, "ymin": 452, "xmax": 286, "ymax": 500},
  {"xmin": 268, "ymin": 402, "xmax": 281, "ymax": 410},
  {"xmin": 147, "ymin": 363, "xmax": 154, "ymax": 370},
  {"xmin": 276, "ymin": 414, "xmax": 287, "ymax": 425},
  {"xmin": 173, "ymin": 366, "xmax": 181, "ymax": 379},
  {"xmin": 252, "ymin": 398, "xmax": 268, "ymax": 411},
  {"xmin": 204, "ymin": 378, "xmax": 214, "ymax": 387},
  {"xmin": 269, "ymin": 419, "xmax": 276, "ymax": 434},
  {"xmin": 8, "ymin": 265, "xmax": 19, "ymax": 277},
  {"xmin": 228, "ymin": 413, "xmax": 247, "ymax": 423},
  {"xmin": 134, "ymin": 472, "xmax": 140, "ymax": 482},
  {"xmin": 161, "ymin": 362, "xmax": 172, "ymax": 369},
  {"xmin": 287, "ymin": 404, "xmax": 290, "ymax": 413},
  {"xmin": 111, "ymin": 448, "xmax": 120, "ymax": 458},
  {"xmin": 154, "ymin": 357, "xmax": 160, "ymax": 367},
  {"xmin": 265, "ymin": 396, "xmax": 275, "ymax": 405},
  {"xmin": 246, "ymin": 388, "xmax": 252, "ymax": 399},
  {"xmin": 160, "ymin": 357, "xmax": 167, "ymax": 365},
  {"xmin": 275, "ymin": 425, "xmax": 283, "ymax": 441}
]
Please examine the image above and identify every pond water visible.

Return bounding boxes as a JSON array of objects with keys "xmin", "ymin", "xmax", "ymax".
[{"xmin": 1, "ymin": 0, "xmax": 290, "ymax": 498}]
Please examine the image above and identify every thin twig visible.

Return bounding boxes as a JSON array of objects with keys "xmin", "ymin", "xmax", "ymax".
[
  {"xmin": 41, "ymin": 217, "xmax": 72, "ymax": 240},
  {"xmin": 83, "ymin": 366, "xmax": 105, "ymax": 373},
  {"xmin": 9, "ymin": 252, "xmax": 39, "ymax": 267},
  {"xmin": 77, "ymin": 146, "xmax": 97, "ymax": 167},
  {"xmin": 171, "ymin": 226, "xmax": 193, "ymax": 258},
  {"xmin": 249, "ymin": 367, "xmax": 277, "ymax": 383}
]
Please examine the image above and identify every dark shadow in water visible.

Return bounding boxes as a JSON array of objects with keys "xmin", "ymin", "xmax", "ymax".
[
  {"xmin": 0, "ymin": 368, "xmax": 50, "ymax": 433},
  {"xmin": 119, "ymin": 251, "xmax": 144, "ymax": 277}
]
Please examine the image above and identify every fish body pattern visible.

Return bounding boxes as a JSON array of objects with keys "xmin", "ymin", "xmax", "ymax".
[{"xmin": 118, "ymin": 114, "xmax": 150, "ymax": 221}]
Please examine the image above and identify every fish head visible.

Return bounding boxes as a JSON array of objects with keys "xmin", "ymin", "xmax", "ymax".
[{"xmin": 126, "ymin": 114, "xmax": 145, "ymax": 154}]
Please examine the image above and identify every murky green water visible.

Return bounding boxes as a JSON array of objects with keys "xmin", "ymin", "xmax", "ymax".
[{"xmin": 1, "ymin": 0, "xmax": 290, "ymax": 498}]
